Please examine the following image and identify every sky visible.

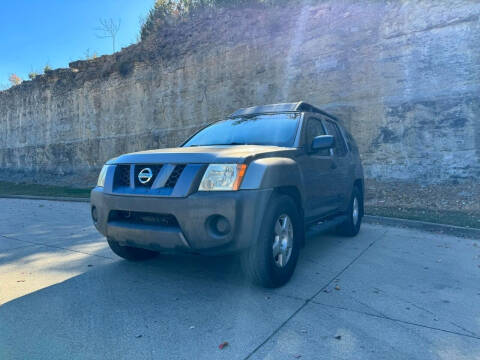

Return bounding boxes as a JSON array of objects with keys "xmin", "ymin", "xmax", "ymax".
[{"xmin": 0, "ymin": 0, "xmax": 154, "ymax": 89}]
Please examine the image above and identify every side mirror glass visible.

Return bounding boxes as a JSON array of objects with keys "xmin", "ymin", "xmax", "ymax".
[{"xmin": 311, "ymin": 135, "xmax": 335, "ymax": 151}]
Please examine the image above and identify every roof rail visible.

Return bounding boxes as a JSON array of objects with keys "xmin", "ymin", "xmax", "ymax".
[{"xmin": 229, "ymin": 101, "xmax": 340, "ymax": 122}]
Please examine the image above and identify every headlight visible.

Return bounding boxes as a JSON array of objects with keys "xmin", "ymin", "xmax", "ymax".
[
  {"xmin": 97, "ymin": 165, "xmax": 110, "ymax": 187},
  {"xmin": 199, "ymin": 164, "xmax": 247, "ymax": 191}
]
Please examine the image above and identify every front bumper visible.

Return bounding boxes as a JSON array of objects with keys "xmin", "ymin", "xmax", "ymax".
[{"xmin": 90, "ymin": 188, "xmax": 273, "ymax": 255}]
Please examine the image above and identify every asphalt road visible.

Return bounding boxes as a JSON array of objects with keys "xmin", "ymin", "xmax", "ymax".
[{"xmin": 0, "ymin": 198, "xmax": 479, "ymax": 360}]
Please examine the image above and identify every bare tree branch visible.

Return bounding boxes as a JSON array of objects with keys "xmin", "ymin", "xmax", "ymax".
[{"xmin": 95, "ymin": 18, "xmax": 121, "ymax": 53}]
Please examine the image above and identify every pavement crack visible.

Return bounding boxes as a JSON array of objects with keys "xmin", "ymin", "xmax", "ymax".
[
  {"xmin": 402, "ymin": 300, "xmax": 436, "ymax": 316},
  {"xmin": 0, "ymin": 242, "xmax": 38, "ymax": 252},
  {"xmin": 311, "ymin": 301, "xmax": 480, "ymax": 340},
  {"xmin": 308, "ymin": 229, "xmax": 387, "ymax": 300},
  {"xmin": 367, "ymin": 288, "xmax": 479, "ymax": 338},
  {"xmin": 243, "ymin": 229, "xmax": 387, "ymax": 359},
  {"xmin": 243, "ymin": 300, "xmax": 309, "ymax": 360},
  {"xmin": 449, "ymin": 321, "xmax": 479, "ymax": 338},
  {"xmin": 351, "ymin": 295, "xmax": 388, "ymax": 317},
  {"xmin": 380, "ymin": 291, "xmax": 437, "ymax": 317},
  {"xmin": 0, "ymin": 234, "xmax": 114, "ymax": 260}
]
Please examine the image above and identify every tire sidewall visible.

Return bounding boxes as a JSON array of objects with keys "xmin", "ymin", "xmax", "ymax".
[
  {"xmin": 258, "ymin": 195, "xmax": 301, "ymax": 286},
  {"xmin": 351, "ymin": 187, "xmax": 362, "ymax": 232},
  {"xmin": 342, "ymin": 187, "xmax": 362, "ymax": 236}
]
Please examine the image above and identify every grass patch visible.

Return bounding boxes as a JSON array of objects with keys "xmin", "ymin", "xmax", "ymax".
[
  {"xmin": 366, "ymin": 206, "xmax": 480, "ymax": 229},
  {"xmin": 1, "ymin": 181, "xmax": 479, "ymax": 229},
  {"xmin": 0, "ymin": 181, "xmax": 91, "ymax": 199}
]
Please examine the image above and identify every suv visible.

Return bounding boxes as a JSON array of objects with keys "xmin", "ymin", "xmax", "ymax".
[{"xmin": 91, "ymin": 102, "xmax": 364, "ymax": 287}]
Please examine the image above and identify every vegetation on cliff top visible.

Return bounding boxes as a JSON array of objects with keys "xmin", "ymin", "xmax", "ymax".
[
  {"xmin": 1, "ymin": 0, "xmax": 278, "ymax": 90},
  {"xmin": 140, "ymin": 0, "xmax": 279, "ymax": 40}
]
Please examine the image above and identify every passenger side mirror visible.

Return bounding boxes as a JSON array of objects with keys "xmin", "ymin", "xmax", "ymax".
[{"xmin": 311, "ymin": 135, "xmax": 335, "ymax": 151}]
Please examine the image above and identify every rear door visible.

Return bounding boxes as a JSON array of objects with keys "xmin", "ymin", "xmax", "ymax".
[
  {"xmin": 297, "ymin": 116, "xmax": 338, "ymax": 221},
  {"xmin": 322, "ymin": 119, "xmax": 350, "ymax": 209}
]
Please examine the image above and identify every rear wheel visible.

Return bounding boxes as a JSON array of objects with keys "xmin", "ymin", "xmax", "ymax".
[
  {"xmin": 107, "ymin": 238, "xmax": 158, "ymax": 261},
  {"xmin": 241, "ymin": 194, "xmax": 301, "ymax": 288},
  {"xmin": 337, "ymin": 186, "xmax": 362, "ymax": 237}
]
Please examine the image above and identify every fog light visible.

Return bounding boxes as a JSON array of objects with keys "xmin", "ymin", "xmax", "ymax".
[
  {"xmin": 215, "ymin": 216, "xmax": 230, "ymax": 234},
  {"xmin": 91, "ymin": 206, "xmax": 98, "ymax": 223},
  {"xmin": 206, "ymin": 215, "xmax": 231, "ymax": 237}
]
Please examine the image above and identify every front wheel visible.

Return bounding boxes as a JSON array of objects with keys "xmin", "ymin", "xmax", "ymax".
[
  {"xmin": 241, "ymin": 194, "xmax": 301, "ymax": 288},
  {"xmin": 107, "ymin": 238, "xmax": 158, "ymax": 261},
  {"xmin": 336, "ymin": 186, "xmax": 363, "ymax": 237}
]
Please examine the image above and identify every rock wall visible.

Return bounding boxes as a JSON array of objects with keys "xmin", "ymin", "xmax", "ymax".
[{"xmin": 1, "ymin": 0, "xmax": 479, "ymax": 187}]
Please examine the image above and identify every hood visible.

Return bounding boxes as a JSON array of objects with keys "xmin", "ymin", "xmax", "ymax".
[{"xmin": 109, "ymin": 145, "xmax": 296, "ymax": 165}]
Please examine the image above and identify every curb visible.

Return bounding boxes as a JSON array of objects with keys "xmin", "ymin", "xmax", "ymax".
[
  {"xmin": 1, "ymin": 194, "xmax": 478, "ymax": 239},
  {"xmin": 364, "ymin": 215, "xmax": 480, "ymax": 239},
  {"xmin": 0, "ymin": 194, "xmax": 89, "ymax": 203}
]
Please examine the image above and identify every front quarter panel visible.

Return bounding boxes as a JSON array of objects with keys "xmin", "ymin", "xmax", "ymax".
[{"xmin": 241, "ymin": 157, "xmax": 304, "ymax": 195}]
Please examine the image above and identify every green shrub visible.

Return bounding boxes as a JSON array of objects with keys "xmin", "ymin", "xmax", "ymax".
[
  {"xmin": 44, "ymin": 64, "xmax": 52, "ymax": 72},
  {"xmin": 28, "ymin": 72, "xmax": 38, "ymax": 80},
  {"xmin": 139, "ymin": 0, "xmax": 279, "ymax": 40},
  {"xmin": 140, "ymin": 0, "xmax": 177, "ymax": 40}
]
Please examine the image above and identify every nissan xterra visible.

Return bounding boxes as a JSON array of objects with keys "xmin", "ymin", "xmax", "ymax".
[{"xmin": 91, "ymin": 102, "xmax": 364, "ymax": 287}]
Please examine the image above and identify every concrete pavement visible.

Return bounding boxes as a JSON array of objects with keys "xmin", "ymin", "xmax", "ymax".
[{"xmin": 0, "ymin": 198, "xmax": 479, "ymax": 359}]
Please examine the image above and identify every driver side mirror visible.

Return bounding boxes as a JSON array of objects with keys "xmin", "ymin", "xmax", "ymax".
[{"xmin": 311, "ymin": 135, "xmax": 335, "ymax": 151}]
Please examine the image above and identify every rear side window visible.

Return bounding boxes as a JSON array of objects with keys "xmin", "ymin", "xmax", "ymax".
[
  {"xmin": 323, "ymin": 120, "xmax": 348, "ymax": 157},
  {"xmin": 344, "ymin": 130, "xmax": 358, "ymax": 153}
]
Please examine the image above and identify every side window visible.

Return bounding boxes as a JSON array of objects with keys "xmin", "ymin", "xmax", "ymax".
[
  {"xmin": 323, "ymin": 120, "xmax": 348, "ymax": 157},
  {"xmin": 306, "ymin": 118, "xmax": 329, "ymax": 156},
  {"xmin": 345, "ymin": 131, "xmax": 358, "ymax": 153}
]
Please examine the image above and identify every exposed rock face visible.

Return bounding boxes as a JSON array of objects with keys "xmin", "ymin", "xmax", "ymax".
[{"xmin": 0, "ymin": 1, "xmax": 479, "ymax": 186}]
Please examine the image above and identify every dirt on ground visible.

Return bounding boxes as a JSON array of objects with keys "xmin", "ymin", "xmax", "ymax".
[{"xmin": 365, "ymin": 179, "xmax": 480, "ymax": 229}]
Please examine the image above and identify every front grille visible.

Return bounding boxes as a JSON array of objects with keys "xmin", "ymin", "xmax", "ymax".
[
  {"xmin": 113, "ymin": 163, "xmax": 186, "ymax": 192},
  {"xmin": 165, "ymin": 165, "xmax": 186, "ymax": 188},
  {"xmin": 109, "ymin": 210, "xmax": 179, "ymax": 228},
  {"xmin": 114, "ymin": 165, "xmax": 130, "ymax": 188},
  {"xmin": 134, "ymin": 165, "xmax": 162, "ymax": 188}
]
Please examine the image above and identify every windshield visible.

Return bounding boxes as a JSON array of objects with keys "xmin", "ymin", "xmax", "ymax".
[{"xmin": 183, "ymin": 113, "xmax": 300, "ymax": 147}]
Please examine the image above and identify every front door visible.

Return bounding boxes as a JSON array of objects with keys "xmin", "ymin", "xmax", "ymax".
[
  {"xmin": 298, "ymin": 117, "xmax": 338, "ymax": 221},
  {"xmin": 322, "ymin": 119, "xmax": 350, "ymax": 208}
]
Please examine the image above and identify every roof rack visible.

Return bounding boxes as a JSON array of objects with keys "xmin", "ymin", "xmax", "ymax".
[{"xmin": 229, "ymin": 101, "xmax": 339, "ymax": 122}]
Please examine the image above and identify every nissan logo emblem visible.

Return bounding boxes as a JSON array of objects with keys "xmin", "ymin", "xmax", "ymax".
[{"xmin": 138, "ymin": 168, "xmax": 153, "ymax": 184}]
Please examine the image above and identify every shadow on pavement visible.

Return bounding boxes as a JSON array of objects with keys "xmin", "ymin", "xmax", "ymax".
[{"xmin": 0, "ymin": 229, "xmax": 356, "ymax": 360}]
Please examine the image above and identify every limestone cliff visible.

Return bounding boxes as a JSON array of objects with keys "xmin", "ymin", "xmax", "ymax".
[{"xmin": 0, "ymin": 1, "xmax": 479, "ymax": 186}]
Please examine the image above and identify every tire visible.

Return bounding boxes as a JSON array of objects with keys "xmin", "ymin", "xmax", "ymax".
[
  {"xmin": 336, "ymin": 186, "xmax": 363, "ymax": 237},
  {"xmin": 107, "ymin": 238, "xmax": 158, "ymax": 261},
  {"xmin": 241, "ymin": 194, "xmax": 301, "ymax": 288}
]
